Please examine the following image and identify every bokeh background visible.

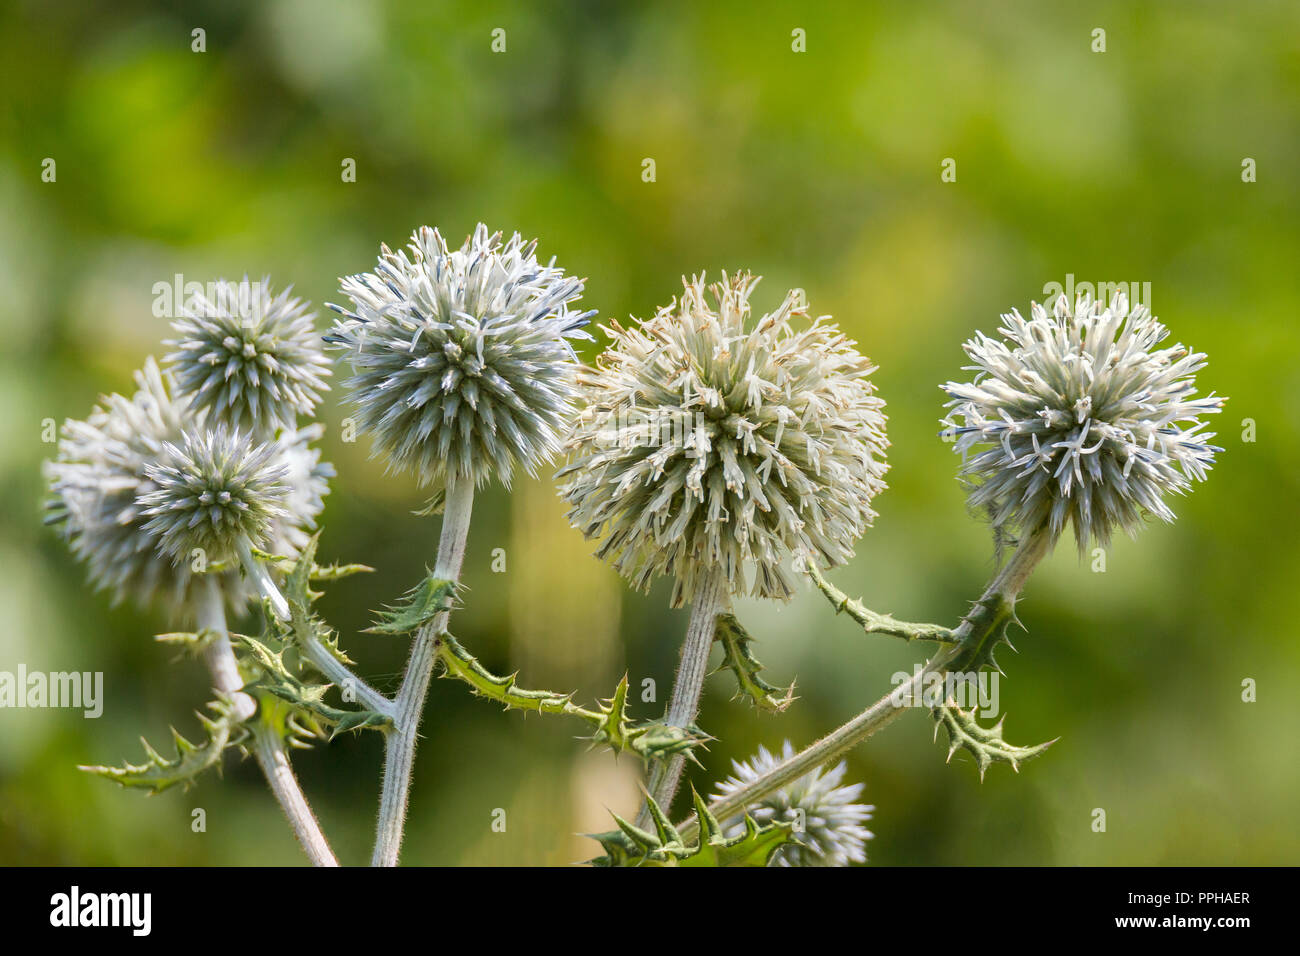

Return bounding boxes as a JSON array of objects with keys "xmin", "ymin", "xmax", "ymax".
[{"xmin": 2, "ymin": 0, "xmax": 1297, "ymax": 865}]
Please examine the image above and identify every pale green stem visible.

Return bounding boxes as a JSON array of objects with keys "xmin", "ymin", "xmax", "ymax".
[
  {"xmin": 196, "ymin": 575, "xmax": 256, "ymax": 723},
  {"xmin": 197, "ymin": 574, "xmax": 338, "ymax": 866},
  {"xmin": 639, "ymin": 568, "xmax": 729, "ymax": 826},
  {"xmin": 240, "ymin": 540, "xmax": 289, "ymax": 620},
  {"xmin": 249, "ymin": 723, "xmax": 339, "ymax": 867},
  {"xmin": 676, "ymin": 526, "xmax": 1052, "ymax": 842},
  {"xmin": 371, "ymin": 474, "xmax": 475, "ymax": 867}
]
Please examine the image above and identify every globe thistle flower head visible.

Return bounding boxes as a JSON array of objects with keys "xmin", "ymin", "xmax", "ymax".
[
  {"xmin": 266, "ymin": 422, "xmax": 334, "ymax": 558},
  {"xmin": 140, "ymin": 425, "xmax": 290, "ymax": 566},
  {"xmin": 558, "ymin": 272, "xmax": 889, "ymax": 607},
  {"xmin": 45, "ymin": 359, "xmax": 204, "ymax": 613},
  {"xmin": 941, "ymin": 293, "xmax": 1226, "ymax": 554},
  {"xmin": 711, "ymin": 741, "xmax": 874, "ymax": 867},
  {"xmin": 326, "ymin": 223, "xmax": 595, "ymax": 488},
  {"xmin": 165, "ymin": 276, "xmax": 330, "ymax": 434}
]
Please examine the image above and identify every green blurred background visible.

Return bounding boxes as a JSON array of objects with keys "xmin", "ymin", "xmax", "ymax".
[{"xmin": 2, "ymin": 0, "xmax": 1297, "ymax": 865}]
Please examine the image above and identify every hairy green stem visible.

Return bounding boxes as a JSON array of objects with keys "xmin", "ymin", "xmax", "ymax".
[
  {"xmin": 196, "ymin": 575, "xmax": 257, "ymax": 723},
  {"xmin": 676, "ymin": 526, "xmax": 1052, "ymax": 842},
  {"xmin": 639, "ymin": 568, "xmax": 728, "ymax": 826},
  {"xmin": 197, "ymin": 574, "xmax": 338, "ymax": 866},
  {"xmin": 249, "ymin": 723, "xmax": 339, "ymax": 867},
  {"xmin": 372, "ymin": 474, "xmax": 475, "ymax": 867}
]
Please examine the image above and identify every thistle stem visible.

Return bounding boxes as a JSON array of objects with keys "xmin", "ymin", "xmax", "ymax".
[
  {"xmin": 196, "ymin": 574, "xmax": 338, "ymax": 866},
  {"xmin": 639, "ymin": 567, "xmax": 728, "ymax": 826},
  {"xmin": 371, "ymin": 474, "xmax": 475, "ymax": 867},
  {"xmin": 675, "ymin": 526, "xmax": 1052, "ymax": 842},
  {"xmin": 239, "ymin": 540, "xmax": 290, "ymax": 621},
  {"xmin": 196, "ymin": 576, "xmax": 256, "ymax": 723},
  {"xmin": 249, "ymin": 724, "xmax": 339, "ymax": 867}
]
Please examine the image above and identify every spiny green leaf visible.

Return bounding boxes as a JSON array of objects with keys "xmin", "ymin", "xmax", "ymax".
[
  {"xmin": 304, "ymin": 561, "xmax": 373, "ymax": 581},
  {"xmin": 234, "ymin": 631, "xmax": 390, "ymax": 740},
  {"xmin": 587, "ymin": 790, "xmax": 798, "ymax": 867},
  {"xmin": 79, "ymin": 696, "xmax": 246, "ymax": 794},
  {"xmin": 264, "ymin": 535, "xmax": 357, "ymax": 669},
  {"xmin": 365, "ymin": 572, "xmax": 457, "ymax": 636},
  {"xmin": 435, "ymin": 632, "xmax": 573, "ymax": 714},
  {"xmin": 433, "ymin": 639, "xmax": 710, "ymax": 763},
  {"xmin": 283, "ymin": 531, "xmax": 323, "ymax": 609},
  {"xmin": 806, "ymin": 561, "xmax": 955, "ymax": 643},
  {"xmin": 712, "ymin": 613, "xmax": 796, "ymax": 712},
  {"xmin": 258, "ymin": 693, "xmax": 328, "ymax": 750},
  {"xmin": 413, "ymin": 488, "xmax": 446, "ymax": 517},
  {"xmin": 582, "ymin": 676, "xmax": 710, "ymax": 762},
  {"xmin": 329, "ymin": 709, "xmax": 391, "ymax": 737},
  {"xmin": 681, "ymin": 812, "xmax": 798, "ymax": 868},
  {"xmin": 931, "ymin": 699, "xmax": 1056, "ymax": 780},
  {"xmin": 154, "ymin": 629, "xmax": 219, "ymax": 654},
  {"xmin": 250, "ymin": 545, "xmax": 373, "ymax": 581},
  {"xmin": 948, "ymin": 594, "xmax": 1021, "ymax": 675}
]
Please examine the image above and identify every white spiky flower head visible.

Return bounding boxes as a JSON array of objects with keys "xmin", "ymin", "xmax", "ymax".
[
  {"xmin": 266, "ymin": 422, "xmax": 334, "ymax": 559},
  {"xmin": 45, "ymin": 360, "xmax": 331, "ymax": 616},
  {"xmin": 326, "ymin": 223, "xmax": 595, "ymax": 488},
  {"xmin": 941, "ymin": 293, "xmax": 1226, "ymax": 554},
  {"xmin": 558, "ymin": 272, "xmax": 889, "ymax": 607},
  {"xmin": 140, "ymin": 425, "xmax": 290, "ymax": 566},
  {"xmin": 165, "ymin": 276, "xmax": 330, "ymax": 435},
  {"xmin": 45, "ymin": 358, "xmax": 203, "ymax": 613},
  {"xmin": 711, "ymin": 741, "xmax": 874, "ymax": 867}
]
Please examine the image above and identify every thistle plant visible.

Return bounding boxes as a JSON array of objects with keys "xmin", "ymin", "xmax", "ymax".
[
  {"xmin": 559, "ymin": 272, "xmax": 889, "ymax": 822},
  {"xmin": 47, "ymin": 292, "xmax": 342, "ymax": 866},
  {"xmin": 326, "ymin": 223, "xmax": 594, "ymax": 865},
  {"xmin": 673, "ymin": 292, "xmax": 1224, "ymax": 846},
  {"xmin": 47, "ymin": 234, "xmax": 1226, "ymax": 868}
]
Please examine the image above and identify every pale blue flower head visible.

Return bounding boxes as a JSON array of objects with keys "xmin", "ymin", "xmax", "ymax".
[
  {"xmin": 45, "ymin": 360, "xmax": 331, "ymax": 616},
  {"xmin": 559, "ymin": 273, "xmax": 889, "ymax": 607},
  {"xmin": 327, "ymin": 224, "xmax": 594, "ymax": 488}
]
